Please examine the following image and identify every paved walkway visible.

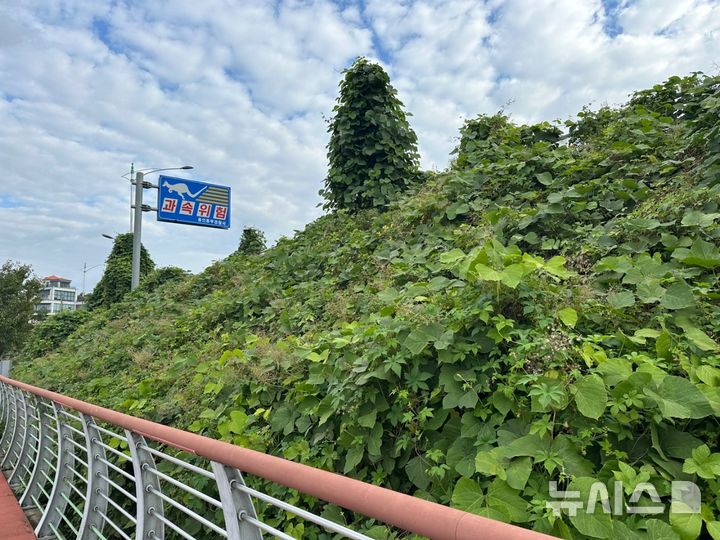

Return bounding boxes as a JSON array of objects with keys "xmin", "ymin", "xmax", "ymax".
[{"xmin": 0, "ymin": 473, "xmax": 36, "ymax": 540}]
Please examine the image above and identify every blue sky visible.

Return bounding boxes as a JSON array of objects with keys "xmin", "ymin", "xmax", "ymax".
[{"xmin": 0, "ymin": 0, "xmax": 718, "ymax": 291}]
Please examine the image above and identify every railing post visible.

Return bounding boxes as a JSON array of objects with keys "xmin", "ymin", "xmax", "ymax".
[
  {"xmin": 19, "ymin": 397, "xmax": 53, "ymax": 507},
  {"xmin": 1, "ymin": 386, "xmax": 27, "ymax": 471},
  {"xmin": 211, "ymin": 462, "xmax": 263, "ymax": 540},
  {"xmin": 0, "ymin": 382, "xmax": 11, "ymax": 452},
  {"xmin": 78, "ymin": 413, "xmax": 109, "ymax": 540},
  {"xmin": 0, "ymin": 384, "xmax": 20, "ymax": 467},
  {"xmin": 36, "ymin": 402, "xmax": 76, "ymax": 538},
  {"xmin": 0, "ymin": 381, "xmax": 8, "ymax": 436},
  {"xmin": 8, "ymin": 391, "xmax": 38, "ymax": 486},
  {"xmin": 126, "ymin": 430, "xmax": 165, "ymax": 539}
]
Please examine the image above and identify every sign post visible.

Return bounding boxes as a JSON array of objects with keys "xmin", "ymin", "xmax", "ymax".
[
  {"xmin": 131, "ymin": 171, "xmax": 145, "ymax": 290},
  {"xmin": 124, "ymin": 165, "xmax": 230, "ymax": 291}
]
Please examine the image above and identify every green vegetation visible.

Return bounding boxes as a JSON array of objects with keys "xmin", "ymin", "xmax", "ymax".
[
  {"xmin": 86, "ymin": 232, "xmax": 154, "ymax": 309},
  {"xmin": 21, "ymin": 309, "xmax": 91, "ymax": 359},
  {"xmin": 237, "ymin": 227, "xmax": 267, "ymax": 255},
  {"xmin": 0, "ymin": 261, "xmax": 40, "ymax": 356},
  {"xmin": 322, "ymin": 57, "xmax": 420, "ymax": 211},
  {"xmin": 14, "ymin": 73, "xmax": 720, "ymax": 539}
]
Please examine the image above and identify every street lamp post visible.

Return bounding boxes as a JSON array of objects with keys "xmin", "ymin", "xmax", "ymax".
[
  {"xmin": 131, "ymin": 171, "xmax": 144, "ymax": 290},
  {"xmin": 82, "ymin": 262, "xmax": 104, "ymax": 296},
  {"xmin": 129, "ymin": 165, "xmax": 193, "ymax": 290}
]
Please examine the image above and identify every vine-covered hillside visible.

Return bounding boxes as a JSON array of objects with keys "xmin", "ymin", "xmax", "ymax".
[{"xmin": 15, "ymin": 74, "xmax": 720, "ymax": 539}]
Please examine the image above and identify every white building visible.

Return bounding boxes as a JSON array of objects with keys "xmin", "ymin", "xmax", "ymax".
[{"xmin": 36, "ymin": 275, "xmax": 80, "ymax": 315}]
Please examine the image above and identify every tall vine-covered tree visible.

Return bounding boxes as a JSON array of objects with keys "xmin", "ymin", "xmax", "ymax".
[
  {"xmin": 0, "ymin": 261, "xmax": 40, "ymax": 356},
  {"xmin": 322, "ymin": 57, "xmax": 420, "ymax": 211},
  {"xmin": 86, "ymin": 233, "xmax": 154, "ymax": 309},
  {"xmin": 237, "ymin": 227, "xmax": 266, "ymax": 255}
]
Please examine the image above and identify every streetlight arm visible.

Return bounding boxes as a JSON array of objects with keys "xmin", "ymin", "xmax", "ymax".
[{"xmin": 122, "ymin": 166, "xmax": 193, "ymax": 179}]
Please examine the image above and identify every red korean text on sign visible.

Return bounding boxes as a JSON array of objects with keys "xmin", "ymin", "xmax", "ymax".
[
  {"xmin": 180, "ymin": 201, "xmax": 195, "ymax": 216},
  {"xmin": 162, "ymin": 198, "xmax": 178, "ymax": 213},
  {"xmin": 197, "ymin": 203, "xmax": 212, "ymax": 218}
]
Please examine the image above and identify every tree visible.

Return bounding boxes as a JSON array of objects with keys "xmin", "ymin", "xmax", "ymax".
[
  {"xmin": 21, "ymin": 309, "xmax": 91, "ymax": 359},
  {"xmin": 237, "ymin": 227, "xmax": 266, "ymax": 255},
  {"xmin": 322, "ymin": 57, "xmax": 420, "ymax": 211},
  {"xmin": 0, "ymin": 261, "xmax": 41, "ymax": 356},
  {"xmin": 87, "ymin": 233, "xmax": 154, "ymax": 309}
]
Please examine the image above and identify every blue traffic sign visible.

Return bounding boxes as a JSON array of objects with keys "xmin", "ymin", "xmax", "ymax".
[{"xmin": 157, "ymin": 175, "xmax": 231, "ymax": 229}]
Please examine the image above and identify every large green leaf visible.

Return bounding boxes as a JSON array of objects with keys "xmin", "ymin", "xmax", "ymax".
[
  {"xmin": 645, "ymin": 519, "xmax": 682, "ymax": 540},
  {"xmin": 575, "ymin": 374, "xmax": 608, "ymax": 419},
  {"xmin": 451, "ymin": 477, "xmax": 485, "ymax": 514},
  {"xmin": 405, "ymin": 456, "xmax": 430, "ymax": 489},
  {"xmin": 645, "ymin": 376, "xmax": 714, "ymax": 419},
  {"xmin": 669, "ymin": 502, "xmax": 702, "ymax": 540},
  {"xmin": 675, "ymin": 317, "xmax": 719, "ymax": 351},
  {"xmin": 660, "ymin": 282, "xmax": 696, "ymax": 310},
  {"xmin": 672, "ymin": 238, "xmax": 720, "ymax": 268},
  {"xmin": 403, "ymin": 322, "xmax": 446, "ymax": 354},
  {"xmin": 559, "ymin": 307, "xmax": 578, "ymax": 328},
  {"xmin": 485, "ymin": 479, "xmax": 529, "ymax": 523},
  {"xmin": 608, "ymin": 290, "xmax": 636, "ymax": 309},
  {"xmin": 567, "ymin": 477, "xmax": 614, "ymax": 538}
]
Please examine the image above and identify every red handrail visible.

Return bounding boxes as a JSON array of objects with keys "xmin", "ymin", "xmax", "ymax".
[{"xmin": 0, "ymin": 376, "xmax": 556, "ymax": 540}]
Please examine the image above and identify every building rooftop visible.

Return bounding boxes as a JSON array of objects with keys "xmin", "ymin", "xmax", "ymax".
[{"xmin": 43, "ymin": 275, "xmax": 72, "ymax": 282}]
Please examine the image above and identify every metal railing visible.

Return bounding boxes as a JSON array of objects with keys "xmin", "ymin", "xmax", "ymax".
[{"xmin": 0, "ymin": 376, "xmax": 554, "ymax": 540}]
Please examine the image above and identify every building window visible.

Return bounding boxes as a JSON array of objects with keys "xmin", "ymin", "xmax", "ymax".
[{"xmin": 54, "ymin": 290, "xmax": 75, "ymax": 302}]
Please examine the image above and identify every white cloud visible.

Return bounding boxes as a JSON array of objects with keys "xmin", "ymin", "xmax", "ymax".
[{"xmin": 0, "ymin": 0, "xmax": 718, "ymax": 290}]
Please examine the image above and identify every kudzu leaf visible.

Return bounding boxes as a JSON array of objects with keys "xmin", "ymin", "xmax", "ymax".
[
  {"xmin": 636, "ymin": 279, "xmax": 666, "ymax": 303},
  {"xmin": 645, "ymin": 376, "xmax": 713, "ymax": 419},
  {"xmin": 608, "ymin": 290, "xmax": 635, "ymax": 309},
  {"xmin": 357, "ymin": 408, "xmax": 377, "ymax": 428},
  {"xmin": 558, "ymin": 307, "xmax": 578, "ymax": 328},
  {"xmin": 451, "ymin": 477, "xmax": 485, "ymax": 514},
  {"xmin": 707, "ymin": 522, "xmax": 720, "ymax": 540},
  {"xmin": 567, "ymin": 477, "xmax": 614, "ymax": 538},
  {"xmin": 505, "ymin": 457, "xmax": 532, "ymax": 490},
  {"xmin": 680, "ymin": 210, "xmax": 720, "ymax": 227},
  {"xmin": 645, "ymin": 519, "xmax": 681, "ymax": 540},
  {"xmin": 575, "ymin": 374, "xmax": 607, "ymax": 419},
  {"xmin": 669, "ymin": 502, "xmax": 702, "ymax": 540},
  {"xmin": 485, "ymin": 479, "xmax": 529, "ymax": 523},
  {"xmin": 535, "ymin": 172, "xmax": 553, "ymax": 185},
  {"xmin": 405, "ymin": 456, "xmax": 430, "ymax": 489},
  {"xmin": 660, "ymin": 281, "xmax": 696, "ymax": 310},
  {"xmin": 439, "ymin": 248, "xmax": 465, "ymax": 265},
  {"xmin": 672, "ymin": 238, "xmax": 720, "ymax": 269},
  {"xmin": 675, "ymin": 316, "xmax": 719, "ymax": 351},
  {"xmin": 344, "ymin": 445, "xmax": 364, "ymax": 473}
]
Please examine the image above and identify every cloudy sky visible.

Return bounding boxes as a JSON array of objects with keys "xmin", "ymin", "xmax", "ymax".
[{"xmin": 1, "ymin": 0, "xmax": 718, "ymax": 291}]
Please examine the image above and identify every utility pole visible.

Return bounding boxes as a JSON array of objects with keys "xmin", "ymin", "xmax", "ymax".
[
  {"xmin": 129, "ymin": 162, "xmax": 135, "ymax": 230},
  {"xmin": 131, "ymin": 171, "xmax": 144, "ymax": 290}
]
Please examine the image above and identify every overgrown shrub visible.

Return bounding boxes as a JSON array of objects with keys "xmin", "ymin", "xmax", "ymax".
[
  {"xmin": 21, "ymin": 309, "xmax": 91, "ymax": 359},
  {"xmin": 87, "ymin": 233, "xmax": 154, "ymax": 309},
  {"xmin": 322, "ymin": 57, "xmax": 420, "ymax": 211}
]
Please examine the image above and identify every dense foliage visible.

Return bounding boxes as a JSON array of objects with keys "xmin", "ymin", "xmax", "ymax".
[
  {"xmin": 237, "ymin": 227, "xmax": 267, "ymax": 255},
  {"xmin": 322, "ymin": 57, "xmax": 420, "ymax": 211},
  {"xmin": 0, "ymin": 261, "xmax": 40, "ymax": 356},
  {"xmin": 22, "ymin": 309, "xmax": 92, "ymax": 359},
  {"xmin": 86, "ymin": 233, "xmax": 154, "ymax": 309},
  {"xmin": 13, "ymin": 73, "xmax": 720, "ymax": 539}
]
